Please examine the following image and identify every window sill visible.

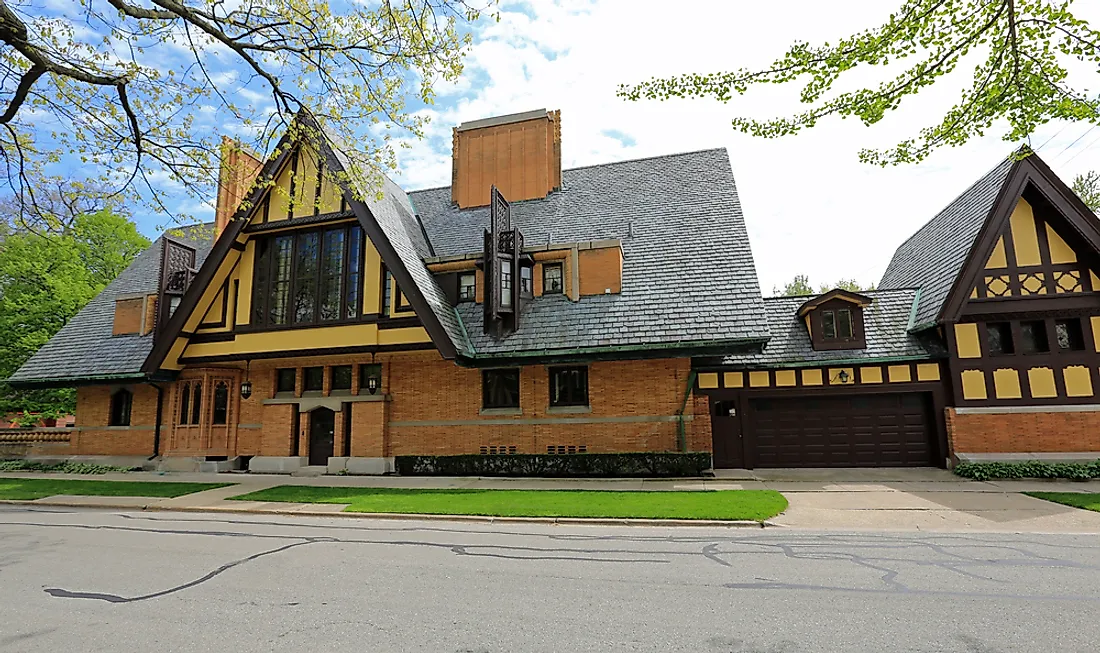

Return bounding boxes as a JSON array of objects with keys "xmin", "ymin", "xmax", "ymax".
[
  {"xmin": 330, "ymin": 389, "xmax": 352, "ymax": 397},
  {"xmin": 301, "ymin": 391, "xmax": 323, "ymax": 397},
  {"xmin": 273, "ymin": 392, "xmax": 296, "ymax": 399},
  {"xmin": 547, "ymin": 405, "xmax": 591, "ymax": 414},
  {"xmin": 480, "ymin": 407, "xmax": 522, "ymax": 416}
]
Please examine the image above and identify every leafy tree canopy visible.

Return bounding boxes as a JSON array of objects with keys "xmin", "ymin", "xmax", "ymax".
[
  {"xmin": 0, "ymin": 0, "xmax": 485, "ymax": 224},
  {"xmin": 775, "ymin": 275, "xmax": 874, "ymax": 297},
  {"xmin": 619, "ymin": 1, "xmax": 1100, "ymax": 165},
  {"xmin": 1073, "ymin": 170, "xmax": 1100, "ymax": 213},
  {"xmin": 0, "ymin": 208, "xmax": 149, "ymax": 417}
]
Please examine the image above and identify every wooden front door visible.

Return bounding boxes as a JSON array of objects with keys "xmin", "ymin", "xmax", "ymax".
[
  {"xmin": 710, "ymin": 399, "xmax": 744, "ymax": 469},
  {"xmin": 308, "ymin": 408, "xmax": 335, "ymax": 466}
]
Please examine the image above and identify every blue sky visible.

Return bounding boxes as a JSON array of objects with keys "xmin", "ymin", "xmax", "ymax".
[{"xmin": 40, "ymin": 0, "xmax": 1100, "ymax": 294}]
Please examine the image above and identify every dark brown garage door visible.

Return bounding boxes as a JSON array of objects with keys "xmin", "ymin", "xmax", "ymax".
[{"xmin": 746, "ymin": 393, "xmax": 936, "ymax": 468}]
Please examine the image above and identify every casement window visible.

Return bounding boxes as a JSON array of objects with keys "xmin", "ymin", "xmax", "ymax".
[
  {"xmin": 500, "ymin": 267, "xmax": 513, "ymax": 307},
  {"xmin": 458, "ymin": 273, "xmax": 476, "ymax": 302},
  {"xmin": 331, "ymin": 365, "xmax": 353, "ymax": 392},
  {"xmin": 1020, "ymin": 320, "xmax": 1050, "ymax": 354},
  {"xmin": 381, "ymin": 267, "xmax": 393, "ymax": 317},
  {"xmin": 549, "ymin": 366, "xmax": 588, "ymax": 407},
  {"xmin": 250, "ymin": 224, "xmax": 364, "ymax": 328},
  {"xmin": 179, "ymin": 381, "xmax": 202, "ymax": 425},
  {"xmin": 822, "ymin": 309, "xmax": 853, "ymax": 340},
  {"xmin": 212, "ymin": 382, "xmax": 229, "ymax": 425},
  {"xmin": 109, "ymin": 388, "xmax": 132, "ymax": 426},
  {"xmin": 1056, "ymin": 318, "xmax": 1086, "ymax": 351},
  {"xmin": 482, "ymin": 368, "xmax": 520, "ymax": 410},
  {"xmin": 303, "ymin": 367, "xmax": 324, "ymax": 393},
  {"xmin": 543, "ymin": 263, "xmax": 563, "ymax": 294},
  {"xmin": 520, "ymin": 266, "xmax": 533, "ymax": 297},
  {"xmin": 985, "ymin": 322, "xmax": 1014, "ymax": 355},
  {"xmin": 275, "ymin": 368, "xmax": 296, "ymax": 394}
]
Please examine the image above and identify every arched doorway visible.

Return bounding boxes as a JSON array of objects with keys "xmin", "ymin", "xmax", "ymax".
[{"xmin": 308, "ymin": 408, "xmax": 336, "ymax": 466}]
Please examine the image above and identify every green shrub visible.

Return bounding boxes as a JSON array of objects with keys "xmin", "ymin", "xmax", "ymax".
[
  {"xmin": 0, "ymin": 460, "xmax": 136, "ymax": 474},
  {"xmin": 395, "ymin": 452, "xmax": 712, "ymax": 478},
  {"xmin": 953, "ymin": 459, "xmax": 1100, "ymax": 481}
]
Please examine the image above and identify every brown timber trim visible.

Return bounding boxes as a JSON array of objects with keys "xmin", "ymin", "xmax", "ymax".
[
  {"xmin": 179, "ymin": 341, "xmax": 437, "ymax": 364},
  {"xmin": 243, "ymin": 210, "xmax": 356, "ymax": 234},
  {"xmin": 188, "ymin": 332, "xmax": 237, "ymax": 344}
]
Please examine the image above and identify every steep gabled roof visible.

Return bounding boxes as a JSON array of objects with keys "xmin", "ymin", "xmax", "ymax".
[
  {"xmin": 8, "ymin": 224, "xmax": 215, "ymax": 386},
  {"xmin": 720, "ymin": 288, "xmax": 936, "ymax": 367},
  {"xmin": 411, "ymin": 148, "xmax": 770, "ymax": 360},
  {"xmin": 879, "ymin": 155, "xmax": 1017, "ymax": 330}
]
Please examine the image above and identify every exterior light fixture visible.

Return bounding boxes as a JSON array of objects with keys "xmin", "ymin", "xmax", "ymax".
[
  {"xmin": 240, "ymin": 360, "xmax": 253, "ymax": 399},
  {"xmin": 366, "ymin": 373, "xmax": 380, "ymax": 395},
  {"xmin": 837, "ymin": 370, "xmax": 851, "ymax": 384},
  {"xmin": 361, "ymin": 362, "xmax": 382, "ymax": 395}
]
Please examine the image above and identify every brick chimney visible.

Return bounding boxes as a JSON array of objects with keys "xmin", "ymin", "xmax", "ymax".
[
  {"xmin": 451, "ymin": 109, "xmax": 561, "ymax": 209},
  {"xmin": 215, "ymin": 136, "xmax": 264, "ymax": 235}
]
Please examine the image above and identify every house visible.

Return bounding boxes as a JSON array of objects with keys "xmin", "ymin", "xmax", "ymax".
[{"xmin": 9, "ymin": 108, "xmax": 1100, "ymax": 471}]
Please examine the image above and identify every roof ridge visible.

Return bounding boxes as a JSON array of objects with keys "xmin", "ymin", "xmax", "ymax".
[
  {"xmin": 406, "ymin": 147, "xmax": 729, "ymax": 195},
  {"xmin": 763, "ymin": 287, "xmax": 918, "ymax": 301}
]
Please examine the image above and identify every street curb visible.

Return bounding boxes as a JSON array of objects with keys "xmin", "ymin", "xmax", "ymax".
[{"xmin": 0, "ymin": 499, "xmax": 773, "ymax": 528}]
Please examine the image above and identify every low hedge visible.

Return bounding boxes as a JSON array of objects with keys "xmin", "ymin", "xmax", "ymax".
[
  {"xmin": 394, "ymin": 452, "xmax": 712, "ymax": 478},
  {"xmin": 0, "ymin": 460, "xmax": 136, "ymax": 475},
  {"xmin": 953, "ymin": 460, "xmax": 1100, "ymax": 482}
]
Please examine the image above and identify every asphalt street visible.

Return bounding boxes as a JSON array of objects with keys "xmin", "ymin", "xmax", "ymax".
[{"xmin": 1, "ymin": 506, "xmax": 1098, "ymax": 652}]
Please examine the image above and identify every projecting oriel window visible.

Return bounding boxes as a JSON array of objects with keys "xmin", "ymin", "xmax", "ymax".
[
  {"xmin": 543, "ymin": 263, "xmax": 563, "ymax": 294},
  {"xmin": 501, "ymin": 268, "xmax": 513, "ymax": 307},
  {"xmin": 482, "ymin": 369, "xmax": 520, "ymax": 410},
  {"xmin": 458, "ymin": 273, "xmax": 476, "ymax": 302},
  {"xmin": 212, "ymin": 382, "xmax": 229, "ymax": 425}
]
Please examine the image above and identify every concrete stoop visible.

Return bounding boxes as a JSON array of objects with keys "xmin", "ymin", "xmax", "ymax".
[
  {"xmin": 247, "ymin": 456, "xmax": 395, "ymax": 476},
  {"xmin": 155, "ymin": 456, "xmax": 245, "ymax": 473}
]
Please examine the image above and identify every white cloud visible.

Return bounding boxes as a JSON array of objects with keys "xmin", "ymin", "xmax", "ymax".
[{"xmin": 393, "ymin": 0, "xmax": 1100, "ymax": 294}]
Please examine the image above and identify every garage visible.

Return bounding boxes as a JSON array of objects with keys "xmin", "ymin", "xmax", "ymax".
[
  {"xmin": 710, "ymin": 391, "xmax": 939, "ymax": 469},
  {"xmin": 745, "ymin": 393, "xmax": 937, "ymax": 468}
]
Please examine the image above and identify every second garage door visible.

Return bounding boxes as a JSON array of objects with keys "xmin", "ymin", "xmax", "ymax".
[{"xmin": 746, "ymin": 393, "xmax": 936, "ymax": 468}]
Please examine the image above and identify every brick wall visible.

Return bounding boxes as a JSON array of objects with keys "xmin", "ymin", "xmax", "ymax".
[
  {"xmin": 73, "ymin": 384, "xmax": 159, "ymax": 455},
  {"xmin": 946, "ymin": 407, "xmax": 1100, "ymax": 454},
  {"xmin": 73, "ymin": 353, "xmax": 711, "ymax": 460}
]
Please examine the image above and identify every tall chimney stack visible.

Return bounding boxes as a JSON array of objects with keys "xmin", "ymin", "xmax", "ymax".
[
  {"xmin": 451, "ymin": 109, "xmax": 561, "ymax": 209},
  {"xmin": 214, "ymin": 136, "xmax": 264, "ymax": 236}
]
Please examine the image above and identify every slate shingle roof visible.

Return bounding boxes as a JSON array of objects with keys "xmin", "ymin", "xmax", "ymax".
[
  {"xmin": 411, "ymin": 148, "xmax": 770, "ymax": 356},
  {"xmin": 720, "ymin": 288, "xmax": 933, "ymax": 367},
  {"xmin": 9, "ymin": 224, "xmax": 216, "ymax": 385},
  {"xmin": 879, "ymin": 156, "xmax": 1016, "ymax": 329}
]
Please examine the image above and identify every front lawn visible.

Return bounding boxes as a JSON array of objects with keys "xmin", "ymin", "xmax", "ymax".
[
  {"xmin": 0, "ymin": 478, "xmax": 231, "ymax": 501},
  {"xmin": 1025, "ymin": 492, "xmax": 1100, "ymax": 512},
  {"xmin": 228, "ymin": 486, "xmax": 788, "ymax": 521}
]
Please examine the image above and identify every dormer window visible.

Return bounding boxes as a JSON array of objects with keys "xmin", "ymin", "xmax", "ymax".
[
  {"xmin": 543, "ymin": 263, "xmax": 563, "ymax": 294},
  {"xmin": 459, "ymin": 273, "xmax": 476, "ymax": 302},
  {"xmin": 797, "ymin": 289, "xmax": 871, "ymax": 351}
]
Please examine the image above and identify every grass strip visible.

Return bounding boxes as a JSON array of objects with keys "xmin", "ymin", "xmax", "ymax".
[
  {"xmin": 1024, "ymin": 492, "xmax": 1100, "ymax": 512},
  {"xmin": 229, "ymin": 486, "xmax": 788, "ymax": 521},
  {"xmin": 0, "ymin": 478, "xmax": 231, "ymax": 501}
]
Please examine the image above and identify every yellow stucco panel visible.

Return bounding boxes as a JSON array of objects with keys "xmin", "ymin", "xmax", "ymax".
[
  {"xmin": 1092, "ymin": 271, "xmax": 1100, "ymax": 292},
  {"xmin": 801, "ymin": 369, "xmax": 823, "ymax": 386},
  {"xmin": 1045, "ymin": 223, "xmax": 1077, "ymax": 265},
  {"xmin": 1019, "ymin": 272, "xmax": 1046, "ymax": 295},
  {"xmin": 916, "ymin": 363, "xmax": 940, "ymax": 382},
  {"xmin": 992, "ymin": 368, "xmax": 1022, "ymax": 399},
  {"xmin": 887, "ymin": 365, "xmax": 912, "ymax": 383},
  {"xmin": 827, "ymin": 368, "xmax": 855, "ymax": 385},
  {"xmin": 723, "ymin": 372, "xmax": 744, "ymax": 389},
  {"xmin": 749, "ymin": 371, "xmax": 770, "ymax": 388},
  {"xmin": 1027, "ymin": 367, "xmax": 1058, "ymax": 399},
  {"xmin": 1063, "ymin": 366, "xmax": 1093, "ymax": 398},
  {"xmin": 236, "ymin": 240, "xmax": 255, "ymax": 325},
  {"xmin": 954, "ymin": 323, "xmax": 982, "ymax": 359},
  {"xmin": 969, "ymin": 287, "xmax": 978, "ymax": 299},
  {"xmin": 859, "ymin": 366, "xmax": 883, "ymax": 384},
  {"xmin": 985, "ymin": 236, "xmax": 1008, "ymax": 269},
  {"xmin": 960, "ymin": 370, "xmax": 987, "ymax": 400},
  {"xmin": 1092, "ymin": 316, "xmax": 1100, "ymax": 352},
  {"xmin": 1010, "ymin": 198, "xmax": 1041, "ymax": 267},
  {"xmin": 698, "ymin": 372, "xmax": 719, "ymax": 389},
  {"xmin": 775, "ymin": 370, "xmax": 797, "ymax": 387},
  {"xmin": 181, "ymin": 323, "xmax": 432, "ymax": 360}
]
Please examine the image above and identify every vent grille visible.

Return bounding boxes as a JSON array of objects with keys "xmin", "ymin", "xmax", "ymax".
[
  {"xmin": 547, "ymin": 445, "xmax": 587, "ymax": 454},
  {"xmin": 480, "ymin": 445, "xmax": 517, "ymax": 455}
]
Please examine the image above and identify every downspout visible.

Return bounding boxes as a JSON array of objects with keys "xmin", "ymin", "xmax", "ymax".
[
  {"xmin": 147, "ymin": 382, "xmax": 164, "ymax": 459},
  {"xmin": 676, "ymin": 370, "xmax": 698, "ymax": 453}
]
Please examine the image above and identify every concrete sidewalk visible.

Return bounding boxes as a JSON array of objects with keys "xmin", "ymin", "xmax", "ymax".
[{"xmin": 3, "ymin": 469, "xmax": 1099, "ymax": 532}]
